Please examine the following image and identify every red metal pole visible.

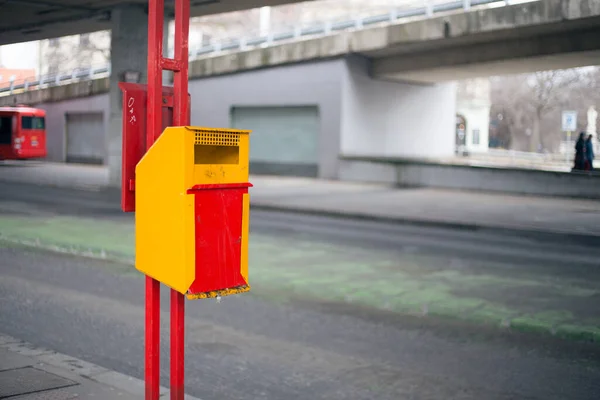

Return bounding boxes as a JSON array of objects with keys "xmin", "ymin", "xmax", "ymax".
[
  {"xmin": 170, "ymin": 1, "xmax": 190, "ymax": 398},
  {"xmin": 172, "ymin": 0, "xmax": 190, "ymax": 127},
  {"xmin": 145, "ymin": 277, "xmax": 161, "ymax": 400},
  {"xmin": 170, "ymin": 290, "xmax": 185, "ymax": 399},
  {"xmin": 146, "ymin": 0, "xmax": 164, "ymax": 399}
]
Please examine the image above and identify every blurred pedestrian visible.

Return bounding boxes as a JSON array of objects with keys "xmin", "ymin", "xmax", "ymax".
[
  {"xmin": 574, "ymin": 132, "xmax": 586, "ymax": 171},
  {"xmin": 585, "ymin": 134, "xmax": 594, "ymax": 171}
]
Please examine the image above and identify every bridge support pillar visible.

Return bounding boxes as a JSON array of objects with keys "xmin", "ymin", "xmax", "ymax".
[
  {"xmin": 339, "ymin": 56, "xmax": 457, "ymax": 182},
  {"xmin": 108, "ymin": 5, "xmax": 149, "ymax": 187}
]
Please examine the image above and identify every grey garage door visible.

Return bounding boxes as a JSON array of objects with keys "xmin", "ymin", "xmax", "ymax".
[
  {"xmin": 65, "ymin": 112, "xmax": 104, "ymax": 165},
  {"xmin": 230, "ymin": 106, "xmax": 319, "ymax": 177}
]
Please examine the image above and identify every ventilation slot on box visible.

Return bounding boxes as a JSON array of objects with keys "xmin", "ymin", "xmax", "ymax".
[{"xmin": 194, "ymin": 131, "xmax": 240, "ymax": 164}]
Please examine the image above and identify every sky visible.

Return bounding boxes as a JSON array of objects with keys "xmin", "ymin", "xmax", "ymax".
[{"xmin": 0, "ymin": 41, "xmax": 39, "ymax": 70}]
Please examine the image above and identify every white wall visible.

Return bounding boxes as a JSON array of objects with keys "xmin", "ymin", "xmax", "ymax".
[{"xmin": 341, "ymin": 56, "xmax": 456, "ymax": 159}]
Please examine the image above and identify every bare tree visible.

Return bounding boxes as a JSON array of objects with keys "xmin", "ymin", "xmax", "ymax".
[
  {"xmin": 490, "ymin": 74, "xmax": 531, "ymax": 150},
  {"xmin": 44, "ymin": 31, "xmax": 110, "ymax": 75},
  {"xmin": 490, "ymin": 67, "xmax": 599, "ymax": 152},
  {"xmin": 527, "ymin": 70, "xmax": 580, "ymax": 151},
  {"xmin": 190, "ymin": 9, "xmax": 260, "ymax": 42}
]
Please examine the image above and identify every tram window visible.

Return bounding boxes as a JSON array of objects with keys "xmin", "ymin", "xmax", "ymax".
[
  {"xmin": 0, "ymin": 116, "xmax": 12, "ymax": 144},
  {"xmin": 22, "ymin": 116, "xmax": 45, "ymax": 130}
]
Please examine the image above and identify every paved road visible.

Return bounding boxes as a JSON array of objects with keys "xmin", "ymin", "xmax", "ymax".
[
  {"xmin": 1, "ymin": 181, "xmax": 600, "ymax": 399},
  {"xmin": 1, "ymin": 180, "xmax": 599, "ymax": 267},
  {"xmin": 2, "ymin": 245, "xmax": 600, "ymax": 400}
]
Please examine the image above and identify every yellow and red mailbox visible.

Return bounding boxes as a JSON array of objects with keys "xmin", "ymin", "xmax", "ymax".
[{"xmin": 135, "ymin": 126, "xmax": 252, "ymax": 299}]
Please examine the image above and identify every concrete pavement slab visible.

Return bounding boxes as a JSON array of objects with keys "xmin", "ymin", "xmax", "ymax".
[
  {"xmin": 0, "ymin": 334, "xmax": 200, "ymax": 399},
  {"xmin": 0, "ymin": 366, "xmax": 78, "ymax": 398}
]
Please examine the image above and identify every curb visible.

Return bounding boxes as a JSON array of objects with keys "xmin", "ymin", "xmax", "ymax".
[
  {"xmin": 0, "ymin": 333, "xmax": 201, "ymax": 399},
  {"xmin": 250, "ymin": 203, "xmax": 600, "ymax": 245}
]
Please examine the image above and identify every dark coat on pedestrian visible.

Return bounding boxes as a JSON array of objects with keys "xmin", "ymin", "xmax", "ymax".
[
  {"xmin": 574, "ymin": 132, "xmax": 586, "ymax": 170},
  {"xmin": 585, "ymin": 135, "xmax": 594, "ymax": 170}
]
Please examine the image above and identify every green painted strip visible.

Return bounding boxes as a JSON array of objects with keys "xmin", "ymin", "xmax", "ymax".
[{"xmin": 0, "ymin": 214, "xmax": 598, "ymax": 343}]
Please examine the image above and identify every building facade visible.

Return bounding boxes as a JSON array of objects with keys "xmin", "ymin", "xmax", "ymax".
[{"xmin": 456, "ymin": 78, "xmax": 491, "ymax": 154}]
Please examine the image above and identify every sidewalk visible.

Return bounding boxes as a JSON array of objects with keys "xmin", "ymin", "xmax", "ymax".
[
  {"xmin": 0, "ymin": 333, "xmax": 198, "ymax": 399},
  {"xmin": 249, "ymin": 176, "xmax": 600, "ymax": 237},
  {"xmin": 1, "ymin": 161, "xmax": 599, "ymax": 237}
]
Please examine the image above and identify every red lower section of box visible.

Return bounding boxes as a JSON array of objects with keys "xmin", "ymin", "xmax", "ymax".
[{"xmin": 187, "ymin": 183, "xmax": 252, "ymax": 296}]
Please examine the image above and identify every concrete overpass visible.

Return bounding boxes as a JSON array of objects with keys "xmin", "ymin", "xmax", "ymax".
[
  {"xmin": 0, "ymin": 0, "xmax": 306, "ymax": 45},
  {"xmin": 1, "ymin": 0, "xmax": 599, "ymax": 187},
  {"xmin": 185, "ymin": 0, "xmax": 600, "ymax": 83}
]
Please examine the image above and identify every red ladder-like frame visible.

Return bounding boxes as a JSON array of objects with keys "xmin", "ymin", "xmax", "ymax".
[{"xmin": 145, "ymin": 0, "xmax": 190, "ymax": 399}]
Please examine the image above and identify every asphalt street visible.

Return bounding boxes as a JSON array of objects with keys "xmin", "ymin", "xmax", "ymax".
[
  {"xmin": 1, "ymin": 180, "xmax": 600, "ymax": 267},
  {"xmin": 1, "ymin": 181, "xmax": 600, "ymax": 399}
]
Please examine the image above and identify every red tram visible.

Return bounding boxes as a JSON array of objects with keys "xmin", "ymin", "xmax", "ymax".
[{"xmin": 0, "ymin": 106, "xmax": 47, "ymax": 160}]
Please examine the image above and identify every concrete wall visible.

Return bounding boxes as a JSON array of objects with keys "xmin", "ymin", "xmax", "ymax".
[
  {"xmin": 395, "ymin": 162, "xmax": 600, "ymax": 199},
  {"xmin": 14, "ymin": 55, "xmax": 459, "ymax": 179},
  {"xmin": 189, "ymin": 58, "xmax": 345, "ymax": 179},
  {"xmin": 19, "ymin": 59, "xmax": 346, "ymax": 177},
  {"xmin": 0, "ymin": 78, "xmax": 109, "ymax": 107},
  {"xmin": 36, "ymin": 94, "xmax": 109, "ymax": 162},
  {"xmin": 340, "ymin": 56, "xmax": 456, "ymax": 159},
  {"xmin": 340, "ymin": 158, "xmax": 600, "ymax": 199}
]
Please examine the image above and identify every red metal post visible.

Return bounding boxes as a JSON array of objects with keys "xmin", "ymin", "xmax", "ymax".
[
  {"xmin": 170, "ymin": 290, "xmax": 185, "ymax": 399},
  {"xmin": 172, "ymin": 0, "xmax": 190, "ymax": 128},
  {"xmin": 145, "ymin": 0, "xmax": 190, "ymax": 398},
  {"xmin": 170, "ymin": 1, "xmax": 190, "ymax": 399},
  {"xmin": 145, "ymin": 277, "xmax": 161, "ymax": 400},
  {"xmin": 146, "ymin": 0, "xmax": 164, "ymax": 399},
  {"xmin": 147, "ymin": 0, "xmax": 164, "ymax": 146}
]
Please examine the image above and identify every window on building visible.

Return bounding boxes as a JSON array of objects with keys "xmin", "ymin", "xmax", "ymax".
[
  {"xmin": 472, "ymin": 129, "xmax": 480, "ymax": 146},
  {"xmin": 79, "ymin": 33, "xmax": 90, "ymax": 47}
]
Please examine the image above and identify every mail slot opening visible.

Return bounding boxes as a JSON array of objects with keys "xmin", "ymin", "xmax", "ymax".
[
  {"xmin": 193, "ymin": 130, "xmax": 240, "ymax": 165},
  {"xmin": 194, "ymin": 144, "xmax": 239, "ymax": 165}
]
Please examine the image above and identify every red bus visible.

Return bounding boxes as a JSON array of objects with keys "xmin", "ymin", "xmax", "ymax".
[{"xmin": 0, "ymin": 106, "xmax": 47, "ymax": 160}]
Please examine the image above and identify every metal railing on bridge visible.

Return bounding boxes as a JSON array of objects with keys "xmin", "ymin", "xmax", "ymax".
[{"xmin": 0, "ymin": 0, "xmax": 533, "ymax": 97}]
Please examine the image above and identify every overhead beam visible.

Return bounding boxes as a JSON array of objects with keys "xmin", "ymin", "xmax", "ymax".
[
  {"xmin": 0, "ymin": 10, "xmax": 111, "ymax": 37},
  {"xmin": 2, "ymin": 0, "xmax": 96, "ymax": 11},
  {"xmin": 371, "ymin": 25, "xmax": 600, "ymax": 80}
]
